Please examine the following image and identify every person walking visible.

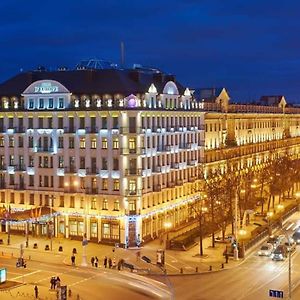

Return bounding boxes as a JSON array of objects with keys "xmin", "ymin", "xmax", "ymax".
[
  {"xmin": 50, "ymin": 277, "xmax": 55, "ymax": 289},
  {"xmin": 104, "ymin": 256, "xmax": 108, "ymax": 268},
  {"xmin": 56, "ymin": 276, "xmax": 61, "ymax": 289},
  {"xmin": 94, "ymin": 256, "xmax": 98, "ymax": 268},
  {"xmin": 71, "ymin": 254, "xmax": 76, "ymax": 266},
  {"xmin": 91, "ymin": 256, "xmax": 95, "ymax": 267},
  {"xmin": 34, "ymin": 285, "xmax": 38, "ymax": 299},
  {"xmin": 108, "ymin": 257, "xmax": 112, "ymax": 269}
]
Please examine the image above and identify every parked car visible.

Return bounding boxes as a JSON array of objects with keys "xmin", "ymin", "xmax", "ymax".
[
  {"xmin": 258, "ymin": 243, "xmax": 273, "ymax": 256},
  {"xmin": 292, "ymin": 231, "xmax": 300, "ymax": 244},
  {"xmin": 271, "ymin": 245, "xmax": 288, "ymax": 261}
]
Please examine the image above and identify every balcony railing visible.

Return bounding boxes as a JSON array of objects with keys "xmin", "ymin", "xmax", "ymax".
[
  {"xmin": 63, "ymin": 127, "xmax": 76, "ymax": 133},
  {"xmin": 0, "ymin": 165, "xmax": 6, "ymax": 171},
  {"xmin": 14, "ymin": 184, "xmax": 26, "ymax": 190},
  {"xmin": 125, "ymin": 189, "xmax": 142, "ymax": 196},
  {"xmin": 125, "ymin": 168, "xmax": 142, "ymax": 176},
  {"xmin": 36, "ymin": 147, "xmax": 54, "ymax": 153},
  {"xmin": 15, "ymin": 164, "xmax": 26, "ymax": 171},
  {"xmin": 85, "ymin": 127, "xmax": 98, "ymax": 134},
  {"xmin": 14, "ymin": 126, "xmax": 25, "ymax": 133}
]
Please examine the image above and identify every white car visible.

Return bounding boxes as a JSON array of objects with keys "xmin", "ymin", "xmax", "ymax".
[{"xmin": 258, "ymin": 243, "xmax": 273, "ymax": 256}]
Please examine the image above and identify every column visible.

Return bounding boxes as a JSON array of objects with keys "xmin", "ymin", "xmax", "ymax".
[
  {"xmin": 65, "ymin": 214, "xmax": 69, "ymax": 238},
  {"xmin": 86, "ymin": 216, "xmax": 90, "ymax": 240}
]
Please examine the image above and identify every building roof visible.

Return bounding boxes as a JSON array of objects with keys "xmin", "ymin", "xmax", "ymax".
[
  {"xmin": 259, "ymin": 95, "xmax": 285, "ymax": 106},
  {"xmin": 0, "ymin": 68, "xmax": 186, "ymax": 97},
  {"xmin": 194, "ymin": 87, "xmax": 228, "ymax": 102}
]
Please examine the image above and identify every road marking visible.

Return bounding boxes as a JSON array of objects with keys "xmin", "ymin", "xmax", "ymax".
[{"xmin": 11, "ymin": 270, "xmax": 41, "ymax": 280}]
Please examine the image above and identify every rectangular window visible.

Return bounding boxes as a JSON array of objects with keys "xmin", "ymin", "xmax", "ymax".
[
  {"xmin": 48, "ymin": 98, "xmax": 53, "ymax": 109},
  {"xmin": 38, "ymin": 118, "xmax": 43, "ymax": 129},
  {"xmin": 28, "ymin": 118, "xmax": 33, "ymax": 129},
  {"xmin": 70, "ymin": 196, "xmax": 75, "ymax": 208},
  {"xmin": 102, "ymin": 158, "xmax": 108, "ymax": 170},
  {"xmin": 18, "ymin": 136, "xmax": 23, "ymax": 148},
  {"xmin": 59, "ymin": 196, "xmax": 64, "ymax": 207},
  {"xmin": 59, "ymin": 176, "xmax": 64, "ymax": 188},
  {"xmin": 91, "ymin": 197, "xmax": 96, "ymax": 209},
  {"xmin": 69, "ymin": 137, "xmax": 75, "ymax": 149},
  {"xmin": 112, "ymin": 138, "xmax": 119, "ymax": 149},
  {"xmin": 112, "ymin": 117, "xmax": 119, "ymax": 129},
  {"xmin": 80, "ymin": 157, "xmax": 85, "ymax": 169},
  {"xmin": 0, "ymin": 137, "xmax": 4, "ymax": 147},
  {"xmin": 39, "ymin": 98, "xmax": 44, "ymax": 109},
  {"xmin": 80, "ymin": 137, "xmax": 86, "ymax": 149},
  {"xmin": 58, "ymin": 98, "xmax": 64, "ymax": 109},
  {"xmin": 102, "ymin": 138, "xmax": 108, "ymax": 149},
  {"xmin": 47, "ymin": 117, "xmax": 52, "ymax": 129},
  {"xmin": 29, "ymin": 99, "xmax": 34, "ymax": 109},
  {"xmin": 29, "ymin": 175, "xmax": 34, "ymax": 186},
  {"xmin": 102, "ymin": 199, "xmax": 108, "ymax": 210},
  {"xmin": 114, "ymin": 200, "xmax": 120, "ymax": 211},
  {"xmin": 58, "ymin": 117, "xmax": 63, "ymax": 129},
  {"xmin": 44, "ymin": 176, "xmax": 49, "ymax": 187},
  {"xmin": 91, "ymin": 138, "xmax": 97, "ymax": 149},
  {"xmin": 29, "ymin": 194, "xmax": 34, "ymax": 205},
  {"xmin": 58, "ymin": 136, "xmax": 64, "ymax": 148},
  {"xmin": 28, "ymin": 136, "xmax": 34, "ymax": 148},
  {"xmin": 113, "ymin": 158, "xmax": 119, "ymax": 170},
  {"xmin": 8, "ymin": 118, "xmax": 13, "ymax": 128},
  {"xmin": 102, "ymin": 179, "xmax": 108, "ymax": 190},
  {"xmin": 102, "ymin": 117, "xmax": 107, "ymax": 129},
  {"xmin": 113, "ymin": 179, "xmax": 119, "ymax": 191},
  {"xmin": 79, "ymin": 117, "xmax": 85, "ymax": 129}
]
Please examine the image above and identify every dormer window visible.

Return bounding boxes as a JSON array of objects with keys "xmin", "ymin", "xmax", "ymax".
[
  {"xmin": 48, "ymin": 98, "xmax": 54, "ymax": 109},
  {"xmin": 58, "ymin": 98, "xmax": 64, "ymax": 109},
  {"xmin": 39, "ymin": 98, "xmax": 44, "ymax": 109},
  {"xmin": 29, "ymin": 99, "xmax": 34, "ymax": 109}
]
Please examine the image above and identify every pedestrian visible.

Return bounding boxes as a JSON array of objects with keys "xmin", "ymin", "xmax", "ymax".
[
  {"xmin": 56, "ymin": 276, "xmax": 61, "ymax": 289},
  {"xmin": 94, "ymin": 256, "xmax": 98, "ymax": 268},
  {"xmin": 91, "ymin": 256, "xmax": 95, "ymax": 267},
  {"xmin": 112, "ymin": 258, "xmax": 116, "ymax": 269},
  {"xmin": 117, "ymin": 260, "xmax": 121, "ymax": 270},
  {"xmin": 71, "ymin": 254, "xmax": 75, "ymax": 266},
  {"xmin": 108, "ymin": 258, "xmax": 112, "ymax": 269},
  {"xmin": 104, "ymin": 256, "xmax": 107, "ymax": 268},
  {"xmin": 50, "ymin": 277, "xmax": 55, "ymax": 289},
  {"xmin": 34, "ymin": 285, "xmax": 38, "ymax": 299}
]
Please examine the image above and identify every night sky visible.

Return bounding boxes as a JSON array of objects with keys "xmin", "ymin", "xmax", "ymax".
[{"xmin": 0, "ymin": 0, "xmax": 300, "ymax": 103}]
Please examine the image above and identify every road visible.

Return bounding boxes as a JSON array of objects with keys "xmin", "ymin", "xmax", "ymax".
[
  {"xmin": 171, "ymin": 213, "xmax": 300, "ymax": 300},
  {"xmin": 0, "ymin": 256, "xmax": 171, "ymax": 300}
]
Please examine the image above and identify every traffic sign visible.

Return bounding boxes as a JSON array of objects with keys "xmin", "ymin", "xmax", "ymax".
[{"xmin": 269, "ymin": 289, "xmax": 284, "ymax": 298}]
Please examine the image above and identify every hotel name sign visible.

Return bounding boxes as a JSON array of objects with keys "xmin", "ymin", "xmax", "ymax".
[{"xmin": 34, "ymin": 82, "xmax": 59, "ymax": 94}]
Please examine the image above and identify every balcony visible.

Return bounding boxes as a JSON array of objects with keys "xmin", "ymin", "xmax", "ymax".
[
  {"xmin": 85, "ymin": 187, "xmax": 99, "ymax": 194},
  {"xmin": 121, "ymin": 148, "xmax": 144, "ymax": 155},
  {"xmin": 125, "ymin": 189, "xmax": 142, "ymax": 197},
  {"xmin": 0, "ymin": 164, "xmax": 6, "ymax": 171},
  {"xmin": 64, "ymin": 167, "xmax": 77, "ymax": 174},
  {"xmin": 86, "ymin": 168, "xmax": 98, "ymax": 175},
  {"xmin": 153, "ymin": 184, "xmax": 162, "ymax": 192},
  {"xmin": 125, "ymin": 168, "xmax": 142, "ymax": 176}
]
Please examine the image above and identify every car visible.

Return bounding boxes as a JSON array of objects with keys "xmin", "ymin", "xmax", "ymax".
[
  {"xmin": 271, "ymin": 245, "xmax": 288, "ymax": 261},
  {"xmin": 258, "ymin": 243, "xmax": 273, "ymax": 256},
  {"xmin": 284, "ymin": 240, "xmax": 297, "ymax": 253},
  {"xmin": 292, "ymin": 231, "xmax": 300, "ymax": 244}
]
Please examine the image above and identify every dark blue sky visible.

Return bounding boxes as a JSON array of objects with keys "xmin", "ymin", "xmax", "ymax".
[{"xmin": 1, "ymin": 0, "xmax": 300, "ymax": 102}]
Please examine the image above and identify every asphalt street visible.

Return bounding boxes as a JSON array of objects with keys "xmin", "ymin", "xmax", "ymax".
[{"xmin": 171, "ymin": 212, "xmax": 300, "ymax": 300}]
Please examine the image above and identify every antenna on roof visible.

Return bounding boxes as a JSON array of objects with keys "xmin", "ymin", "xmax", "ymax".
[{"xmin": 120, "ymin": 41, "xmax": 125, "ymax": 68}]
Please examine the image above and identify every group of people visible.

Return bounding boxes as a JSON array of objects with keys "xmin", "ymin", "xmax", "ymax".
[
  {"xmin": 50, "ymin": 276, "xmax": 61, "ymax": 290},
  {"xmin": 90, "ymin": 256, "xmax": 99, "ymax": 267},
  {"xmin": 103, "ymin": 256, "xmax": 124, "ymax": 270}
]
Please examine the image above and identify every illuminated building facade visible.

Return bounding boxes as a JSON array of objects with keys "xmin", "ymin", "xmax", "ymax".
[{"xmin": 0, "ymin": 67, "xmax": 204, "ymax": 247}]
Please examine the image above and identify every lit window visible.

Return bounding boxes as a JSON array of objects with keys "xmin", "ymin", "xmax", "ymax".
[
  {"xmin": 102, "ymin": 179, "xmax": 108, "ymax": 190},
  {"xmin": 102, "ymin": 138, "xmax": 108, "ymax": 149},
  {"xmin": 91, "ymin": 197, "xmax": 96, "ymax": 210},
  {"xmin": 80, "ymin": 137, "xmax": 86, "ymax": 149},
  {"xmin": 91, "ymin": 138, "xmax": 97, "ymax": 149},
  {"xmin": 113, "ymin": 179, "xmax": 120, "ymax": 191},
  {"xmin": 114, "ymin": 200, "xmax": 120, "ymax": 211},
  {"xmin": 102, "ymin": 199, "xmax": 108, "ymax": 210},
  {"xmin": 129, "ymin": 180, "xmax": 136, "ymax": 193},
  {"xmin": 129, "ymin": 138, "xmax": 136, "ymax": 150},
  {"xmin": 112, "ymin": 138, "xmax": 119, "ymax": 149}
]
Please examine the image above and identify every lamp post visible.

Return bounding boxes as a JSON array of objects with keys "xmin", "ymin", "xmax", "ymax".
[
  {"xmin": 234, "ymin": 189, "xmax": 239, "ymax": 260},
  {"xmin": 266, "ymin": 211, "xmax": 273, "ymax": 235}
]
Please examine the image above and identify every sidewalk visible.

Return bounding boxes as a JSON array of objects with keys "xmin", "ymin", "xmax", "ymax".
[{"xmin": 0, "ymin": 197, "xmax": 297, "ymax": 277}]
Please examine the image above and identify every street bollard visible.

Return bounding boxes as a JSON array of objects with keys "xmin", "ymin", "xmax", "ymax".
[
  {"xmin": 195, "ymin": 267, "xmax": 198, "ymax": 273},
  {"xmin": 221, "ymin": 263, "xmax": 224, "ymax": 269},
  {"xmin": 209, "ymin": 265, "xmax": 212, "ymax": 271},
  {"xmin": 180, "ymin": 268, "xmax": 183, "ymax": 274}
]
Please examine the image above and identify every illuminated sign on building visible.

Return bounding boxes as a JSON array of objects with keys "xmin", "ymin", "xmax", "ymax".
[{"xmin": 34, "ymin": 82, "xmax": 59, "ymax": 94}]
